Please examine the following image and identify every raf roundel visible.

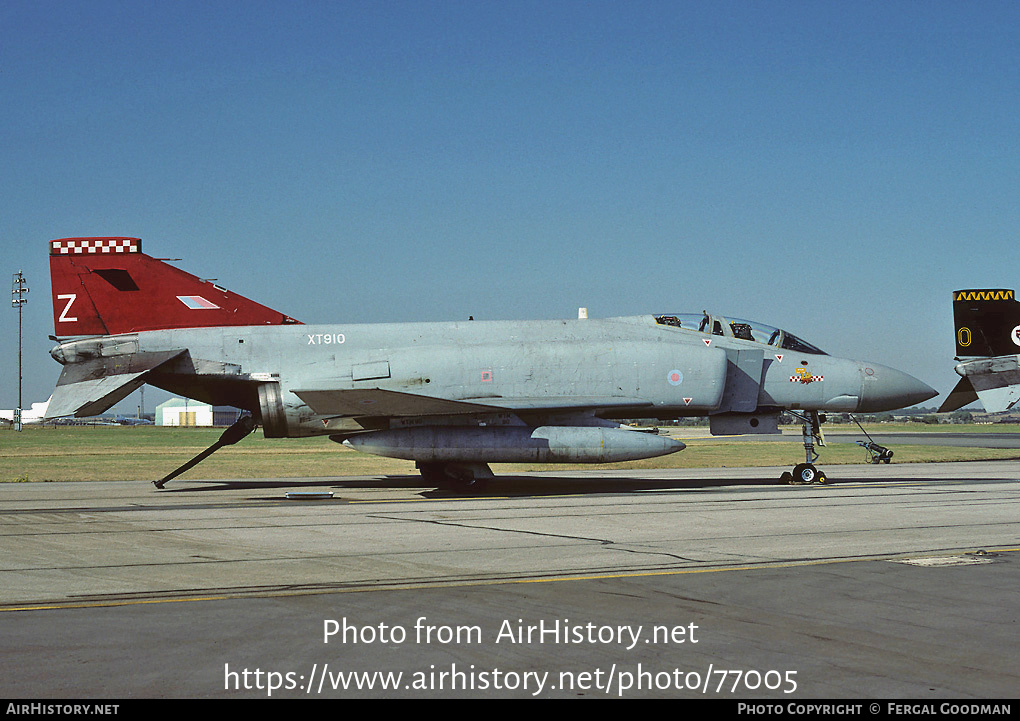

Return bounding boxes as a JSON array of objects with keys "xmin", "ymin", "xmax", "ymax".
[{"xmin": 667, "ymin": 369, "xmax": 684, "ymax": 386}]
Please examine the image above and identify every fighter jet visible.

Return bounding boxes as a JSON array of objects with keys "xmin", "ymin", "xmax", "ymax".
[
  {"xmin": 44, "ymin": 237, "xmax": 936, "ymax": 488},
  {"xmin": 939, "ymin": 289, "xmax": 1020, "ymax": 413}
]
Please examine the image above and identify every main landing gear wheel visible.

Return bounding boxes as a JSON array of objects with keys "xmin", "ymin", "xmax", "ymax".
[{"xmin": 416, "ymin": 461, "xmax": 493, "ymax": 494}]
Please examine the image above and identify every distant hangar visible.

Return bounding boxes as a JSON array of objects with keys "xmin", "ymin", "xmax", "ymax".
[{"xmin": 155, "ymin": 399, "xmax": 242, "ymax": 427}]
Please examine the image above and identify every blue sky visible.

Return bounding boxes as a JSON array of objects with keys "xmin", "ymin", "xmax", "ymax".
[{"xmin": 2, "ymin": 1, "xmax": 1019, "ymax": 411}]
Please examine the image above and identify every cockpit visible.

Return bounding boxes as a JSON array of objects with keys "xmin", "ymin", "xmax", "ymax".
[{"xmin": 654, "ymin": 312, "xmax": 827, "ymax": 355}]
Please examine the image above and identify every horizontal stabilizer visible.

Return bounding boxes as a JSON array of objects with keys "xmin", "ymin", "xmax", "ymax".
[
  {"xmin": 937, "ymin": 377, "xmax": 978, "ymax": 413},
  {"xmin": 974, "ymin": 384, "xmax": 1020, "ymax": 414},
  {"xmin": 943, "ymin": 355, "xmax": 1020, "ymax": 413},
  {"xmin": 46, "ymin": 350, "xmax": 185, "ymax": 418},
  {"xmin": 46, "ymin": 372, "xmax": 151, "ymax": 418}
]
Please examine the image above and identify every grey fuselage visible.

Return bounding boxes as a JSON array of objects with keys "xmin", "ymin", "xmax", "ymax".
[{"xmin": 50, "ymin": 313, "xmax": 936, "ymax": 438}]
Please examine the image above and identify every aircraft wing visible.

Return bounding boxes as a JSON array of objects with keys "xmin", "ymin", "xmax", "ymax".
[
  {"xmin": 480, "ymin": 396, "xmax": 653, "ymax": 412},
  {"xmin": 293, "ymin": 388, "xmax": 652, "ymax": 418},
  {"xmin": 293, "ymin": 389, "xmax": 501, "ymax": 417}
]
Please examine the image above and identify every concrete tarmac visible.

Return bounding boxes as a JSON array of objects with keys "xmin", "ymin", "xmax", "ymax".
[{"xmin": 2, "ymin": 461, "xmax": 1019, "ymax": 699}]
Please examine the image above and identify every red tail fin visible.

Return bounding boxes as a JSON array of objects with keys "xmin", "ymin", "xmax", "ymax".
[{"xmin": 49, "ymin": 237, "xmax": 300, "ymax": 336}]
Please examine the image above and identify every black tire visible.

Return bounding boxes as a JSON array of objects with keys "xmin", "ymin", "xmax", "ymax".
[
  {"xmin": 453, "ymin": 477, "xmax": 489, "ymax": 494},
  {"xmin": 793, "ymin": 463, "xmax": 817, "ymax": 484},
  {"xmin": 417, "ymin": 462, "xmax": 446, "ymax": 485}
]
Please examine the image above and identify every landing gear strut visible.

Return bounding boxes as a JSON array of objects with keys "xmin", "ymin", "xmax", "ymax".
[{"xmin": 780, "ymin": 411, "xmax": 828, "ymax": 484}]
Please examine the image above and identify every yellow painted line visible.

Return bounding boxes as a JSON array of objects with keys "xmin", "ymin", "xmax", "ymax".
[
  {"xmin": 1, "ymin": 595, "xmax": 235, "ymax": 612},
  {"xmin": 4, "ymin": 548, "xmax": 1014, "ymax": 613},
  {"xmin": 827, "ymin": 482, "xmax": 962, "ymax": 488},
  {"xmin": 512, "ymin": 547, "xmax": 1018, "ymax": 584}
]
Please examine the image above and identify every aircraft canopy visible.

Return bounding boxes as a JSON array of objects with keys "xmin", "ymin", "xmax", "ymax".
[{"xmin": 654, "ymin": 313, "xmax": 827, "ymax": 355}]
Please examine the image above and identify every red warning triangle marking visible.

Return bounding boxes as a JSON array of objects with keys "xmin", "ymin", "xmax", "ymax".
[
  {"xmin": 703, "ymin": 339, "xmax": 712, "ymax": 347},
  {"xmin": 775, "ymin": 354, "xmax": 784, "ymax": 363},
  {"xmin": 684, "ymin": 398, "xmax": 693, "ymax": 405}
]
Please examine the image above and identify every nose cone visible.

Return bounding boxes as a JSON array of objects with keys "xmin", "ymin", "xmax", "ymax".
[{"xmin": 858, "ymin": 364, "xmax": 938, "ymax": 412}]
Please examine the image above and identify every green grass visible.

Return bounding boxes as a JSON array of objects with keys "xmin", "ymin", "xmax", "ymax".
[
  {"xmin": 0, "ymin": 426, "xmax": 416, "ymax": 482},
  {"xmin": 2, "ymin": 424, "xmax": 1018, "ymax": 483},
  {"xmin": 500, "ymin": 438, "xmax": 1018, "ymax": 475},
  {"xmin": 794, "ymin": 422, "xmax": 1020, "ymax": 434}
]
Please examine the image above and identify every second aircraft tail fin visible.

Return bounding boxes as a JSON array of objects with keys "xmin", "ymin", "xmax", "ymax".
[
  {"xmin": 952, "ymin": 288, "xmax": 1020, "ymax": 358},
  {"xmin": 941, "ymin": 289, "xmax": 1020, "ymax": 413}
]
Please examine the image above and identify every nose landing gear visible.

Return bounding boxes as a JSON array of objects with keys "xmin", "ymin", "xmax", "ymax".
[
  {"xmin": 781, "ymin": 411, "xmax": 828, "ymax": 484},
  {"xmin": 780, "ymin": 411, "xmax": 896, "ymax": 484}
]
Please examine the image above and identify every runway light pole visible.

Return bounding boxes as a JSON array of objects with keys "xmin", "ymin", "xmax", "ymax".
[{"xmin": 12, "ymin": 271, "xmax": 28, "ymax": 431}]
